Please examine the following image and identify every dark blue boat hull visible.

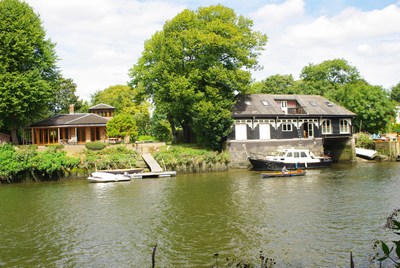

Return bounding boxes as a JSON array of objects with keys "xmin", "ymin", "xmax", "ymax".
[{"xmin": 248, "ymin": 157, "xmax": 332, "ymax": 171}]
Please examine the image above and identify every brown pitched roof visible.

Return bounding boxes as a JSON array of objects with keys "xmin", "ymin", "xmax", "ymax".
[
  {"xmin": 29, "ymin": 113, "xmax": 109, "ymax": 128},
  {"xmin": 89, "ymin": 103, "xmax": 114, "ymax": 110},
  {"xmin": 233, "ymin": 94, "xmax": 356, "ymax": 118}
]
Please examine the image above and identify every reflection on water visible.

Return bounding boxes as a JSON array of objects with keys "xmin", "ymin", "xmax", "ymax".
[{"xmin": 0, "ymin": 162, "xmax": 400, "ymax": 267}]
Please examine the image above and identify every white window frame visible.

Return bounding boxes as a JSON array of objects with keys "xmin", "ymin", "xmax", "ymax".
[
  {"xmin": 339, "ymin": 119, "xmax": 350, "ymax": 134},
  {"xmin": 321, "ymin": 120, "xmax": 332, "ymax": 134},
  {"xmin": 280, "ymin": 101, "xmax": 288, "ymax": 114},
  {"xmin": 282, "ymin": 123, "xmax": 292, "ymax": 132}
]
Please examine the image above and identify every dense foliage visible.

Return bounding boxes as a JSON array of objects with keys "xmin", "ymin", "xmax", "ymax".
[
  {"xmin": 106, "ymin": 113, "xmax": 138, "ymax": 142},
  {"xmin": 355, "ymin": 132, "xmax": 375, "ymax": 149},
  {"xmin": 390, "ymin": 82, "xmax": 400, "ymax": 103},
  {"xmin": 334, "ymin": 81, "xmax": 395, "ymax": 133},
  {"xmin": 0, "ymin": 144, "xmax": 80, "ymax": 182},
  {"xmin": 149, "ymin": 110, "xmax": 173, "ymax": 142},
  {"xmin": 153, "ymin": 145, "xmax": 230, "ymax": 168},
  {"xmin": 85, "ymin": 141, "xmax": 106, "ymax": 150},
  {"xmin": 81, "ymin": 145, "xmax": 141, "ymax": 171},
  {"xmin": 0, "ymin": 0, "xmax": 60, "ymax": 143},
  {"xmin": 91, "ymin": 84, "xmax": 151, "ymax": 135},
  {"xmin": 129, "ymin": 4, "xmax": 267, "ymax": 150},
  {"xmin": 50, "ymin": 77, "xmax": 87, "ymax": 115},
  {"xmin": 250, "ymin": 74, "xmax": 296, "ymax": 94}
]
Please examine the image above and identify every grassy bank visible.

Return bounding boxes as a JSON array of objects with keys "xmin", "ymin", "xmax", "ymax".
[{"xmin": 0, "ymin": 143, "xmax": 230, "ymax": 183}]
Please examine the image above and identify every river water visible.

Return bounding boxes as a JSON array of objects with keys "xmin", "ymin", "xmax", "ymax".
[{"xmin": 1, "ymin": 161, "xmax": 399, "ymax": 267}]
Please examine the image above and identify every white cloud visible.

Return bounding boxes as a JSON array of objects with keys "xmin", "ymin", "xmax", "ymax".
[
  {"xmin": 22, "ymin": 0, "xmax": 400, "ymax": 100},
  {"xmin": 251, "ymin": 0, "xmax": 400, "ymax": 89},
  {"xmin": 25, "ymin": 0, "xmax": 185, "ymax": 100}
]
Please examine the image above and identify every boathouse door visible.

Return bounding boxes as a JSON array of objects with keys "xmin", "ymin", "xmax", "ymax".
[
  {"xmin": 235, "ymin": 124, "xmax": 247, "ymax": 140},
  {"xmin": 259, "ymin": 123, "xmax": 271, "ymax": 140},
  {"xmin": 305, "ymin": 122, "xmax": 314, "ymax": 138}
]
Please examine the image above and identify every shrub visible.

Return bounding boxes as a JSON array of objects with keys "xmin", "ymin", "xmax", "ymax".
[
  {"xmin": 371, "ymin": 209, "xmax": 400, "ymax": 267},
  {"xmin": 85, "ymin": 141, "xmax": 106, "ymax": 150},
  {"xmin": 137, "ymin": 135, "xmax": 157, "ymax": 142},
  {"xmin": 355, "ymin": 132, "xmax": 375, "ymax": 149}
]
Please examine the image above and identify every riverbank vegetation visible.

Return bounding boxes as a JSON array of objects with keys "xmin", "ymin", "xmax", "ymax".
[
  {"xmin": 0, "ymin": 143, "xmax": 230, "ymax": 183},
  {"xmin": 0, "ymin": 144, "xmax": 80, "ymax": 183}
]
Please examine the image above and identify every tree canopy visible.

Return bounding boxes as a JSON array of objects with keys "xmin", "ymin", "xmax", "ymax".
[
  {"xmin": 91, "ymin": 84, "xmax": 151, "ymax": 135},
  {"xmin": 0, "ymin": 0, "xmax": 59, "ymax": 143},
  {"xmin": 129, "ymin": 4, "xmax": 267, "ymax": 150},
  {"xmin": 250, "ymin": 74, "xmax": 295, "ymax": 94},
  {"xmin": 50, "ymin": 76, "xmax": 87, "ymax": 115},
  {"xmin": 334, "ymin": 81, "xmax": 395, "ymax": 133},
  {"xmin": 106, "ymin": 113, "xmax": 138, "ymax": 142}
]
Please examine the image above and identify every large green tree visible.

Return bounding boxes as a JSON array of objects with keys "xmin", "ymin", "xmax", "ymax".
[
  {"xmin": 106, "ymin": 113, "xmax": 138, "ymax": 142},
  {"xmin": 0, "ymin": 0, "xmax": 59, "ymax": 144},
  {"xmin": 334, "ymin": 81, "xmax": 395, "ymax": 133},
  {"xmin": 50, "ymin": 76, "xmax": 86, "ymax": 115},
  {"xmin": 129, "ymin": 5, "xmax": 267, "ymax": 150},
  {"xmin": 250, "ymin": 74, "xmax": 296, "ymax": 94},
  {"xmin": 298, "ymin": 58, "xmax": 361, "ymax": 98}
]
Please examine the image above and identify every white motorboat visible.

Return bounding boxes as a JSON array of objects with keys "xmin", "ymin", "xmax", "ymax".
[
  {"xmin": 248, "ymin": 148, "xmax": 332, "ymax": 171},
  {"xmin": 87, "ymin": 172, "xmax": 131, "ymax": 183}
]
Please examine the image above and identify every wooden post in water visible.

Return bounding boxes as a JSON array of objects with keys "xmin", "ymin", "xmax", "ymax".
[{"xmin": 152, "ymin": 244, "xmax": 157, "ymax": 268}]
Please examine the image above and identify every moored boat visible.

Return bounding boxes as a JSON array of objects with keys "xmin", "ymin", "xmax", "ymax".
[
  {"xmin": 87, "ymin": 172, "xmax": 131, "ymax": 183},
  {"xmin": 248, "ymin": 148, "xmax": 332, "ymax": 171},
  {"xmin": 261, "ymin": 169, "xmax": 306, "ymax": 178}
]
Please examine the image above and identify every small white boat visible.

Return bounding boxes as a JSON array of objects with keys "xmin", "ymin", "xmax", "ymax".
[
  {"xmin": 355, "ymin": 148, "xmax": 377, "ymax": 160},
  {"xmin": 87, "ymin": 172, "xmax": 131, "ymax": 183}
]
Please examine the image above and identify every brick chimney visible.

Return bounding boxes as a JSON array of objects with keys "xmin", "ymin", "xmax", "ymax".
[{"xmin": 69, "ymin": 104, "xmax": 75, "ymax": 114}]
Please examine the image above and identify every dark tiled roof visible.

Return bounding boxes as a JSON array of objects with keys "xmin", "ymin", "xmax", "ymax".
[
  {"xmin": 233, "ymin": 94, "xmax": 356, "ymax": 117},
  {"xmin": 29, "ymin": 113, "xmax": 109, "ymax": 127},
  {"xmin": 89, "ymin": 103, "xmax": 114, "ymax": 110}
]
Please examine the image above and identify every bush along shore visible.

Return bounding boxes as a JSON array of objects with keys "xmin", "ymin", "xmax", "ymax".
[{"xmin": 0, "ymin": 143, "xmax": 230, "ymax": 183}]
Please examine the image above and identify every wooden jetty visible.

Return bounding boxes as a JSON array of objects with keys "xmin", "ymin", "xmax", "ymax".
[
  {"xmin": 137, "ymin": 153, "xmax": 176, "ymax": 179},
  {"xmin": 97, "ymin": 168, "xmax": 144, "ymax": 174}
]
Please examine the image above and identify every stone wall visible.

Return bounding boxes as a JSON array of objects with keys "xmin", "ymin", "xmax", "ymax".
[{"xmin": 225, "ymin": 139, "xmax": 325, "ymax": 169}]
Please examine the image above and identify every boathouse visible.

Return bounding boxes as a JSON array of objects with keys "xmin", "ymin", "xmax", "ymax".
[
  {"xmin": 25, "ymin": 104, "xmax": 114, "ymax": 145},
  {"xmin": 226, "ymin": 94, "xmax": 356, "ymax": 168}
]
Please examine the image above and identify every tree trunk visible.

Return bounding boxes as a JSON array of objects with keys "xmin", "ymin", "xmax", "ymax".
[
  {"xmin": 182, "ymin": 123, "xmax": 194, "ymax": 143},
  {"xmin": 10, "ymin": 126, "xmax": 19, "ymax": 145}
]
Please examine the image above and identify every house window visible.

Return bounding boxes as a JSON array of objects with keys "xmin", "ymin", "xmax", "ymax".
[
  {"xmin": 340, "ymin": 119, "xmax": 350, "ymax": 134},
  {"xmin": 322, "ymin": 120, "xmax": 332, "ymax": 134},
  {"xmin": 282, "ymin": 123, "xmax": 292, "ymax": 132},
  {"xmin": 280, "ymin": 101, "xmax": 288, "ymax": 114}
]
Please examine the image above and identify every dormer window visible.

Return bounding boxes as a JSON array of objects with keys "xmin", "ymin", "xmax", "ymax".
[{"xmin": 280, "ymin": 101, "xmax": 288, "ymax": 114}]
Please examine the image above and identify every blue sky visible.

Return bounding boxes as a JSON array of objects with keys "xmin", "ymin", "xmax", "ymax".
[{"xmin": 25, "ymin": 0, "xmax": 400, "ymax": 100}]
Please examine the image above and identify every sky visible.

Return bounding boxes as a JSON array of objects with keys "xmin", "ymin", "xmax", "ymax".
[{"xmin": 24, "ymin": 0, "xmax": 400, "ymax": 101}]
